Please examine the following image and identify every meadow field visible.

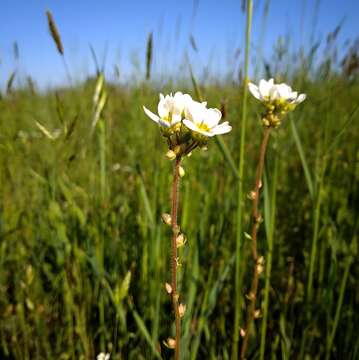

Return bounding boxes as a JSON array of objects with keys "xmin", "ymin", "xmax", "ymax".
[{"xmin": 0, "ymin": 2, "xmax": 358, "ymax": 359}]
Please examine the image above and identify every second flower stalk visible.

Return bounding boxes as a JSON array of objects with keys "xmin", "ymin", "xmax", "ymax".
[{"xmin": 144, "ymin": 92, "xmax": 232, "ymax": 359}]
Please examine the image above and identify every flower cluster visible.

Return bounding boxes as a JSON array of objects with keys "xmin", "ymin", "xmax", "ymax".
[
  {"xmin": 248, "ymin": 79, "xmax": 306, "ymax": 127},
  {"xmin": 143, "ymin": 92, "xmax": 232, "ymax": 157}
]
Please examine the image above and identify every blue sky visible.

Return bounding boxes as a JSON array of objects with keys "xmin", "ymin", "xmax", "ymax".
[{"xmin": 0, "ymin": 0, "xmax": 358, "ymax": 89}]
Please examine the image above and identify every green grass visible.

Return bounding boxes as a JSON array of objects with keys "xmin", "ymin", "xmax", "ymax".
[{"xmin": 0, "ymin": 74, "xmax": 358, "ymax": 359}]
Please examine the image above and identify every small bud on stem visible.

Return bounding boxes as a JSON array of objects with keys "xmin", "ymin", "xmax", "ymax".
[
  {"xmin": 166, "ymin": 150, "xmax": 177, "ymax": 160},
  {"xmin": 176, "ymin": 233, "xmax": 186, "ymax": 248},
  {"xmin": 161, "ymin": 213, "xmax": 172, "ymax": 225},
  {"xmin": 178, "ymin": 303, "xmax": 186, "ymax": 318},
  {"xmin": 164, "ymin": 338, "xmax": 176, "ymax": 349},
  {"xmin": 179, "ymin": 166, "xmax": 185, "ymax": 177},
  {"xmin": 254, "ymin": 309, "xmax": 262, "ymax": 318},
  {"xmin": 165, "ymin": 283, "xmax": 173, "ymax": 294}
]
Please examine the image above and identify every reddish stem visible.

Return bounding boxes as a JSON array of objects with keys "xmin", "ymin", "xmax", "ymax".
[
  {"xmin": 171, "ymin": 157, "xmax": 181, "ymax": 360},
  {"xmin": 240, "ymin": 127, "xmax": 271, "ymax": 359}
]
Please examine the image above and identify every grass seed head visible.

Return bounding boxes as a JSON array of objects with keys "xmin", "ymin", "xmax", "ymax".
[{"xmin": 46, "ymin": 10, "xmax": 64, "ymax": 55}]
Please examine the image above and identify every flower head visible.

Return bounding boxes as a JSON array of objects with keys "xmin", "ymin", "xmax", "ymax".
[
  {"xmin": 248, "ymin": 79, "xmax": 306, "ymax": 127},
  {"xmin": 183, "ymin": 100, "xmax": 232, "ymax": 138},
  {"xmin": 143, "ymin": 92, "xmax": 192, "ymax": 129},
  {"xmin": 143, "ymin": 92, "xmax": 232, "ymax": 157}
]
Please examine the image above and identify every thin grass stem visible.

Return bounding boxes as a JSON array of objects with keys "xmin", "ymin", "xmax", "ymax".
[
  {"xmin": 233, "ymin": 1, "xmax": 253, "ymax": 358},
  {"xmin": 325, "ymin": 256, "xmax": 352, "ymax": 360}
]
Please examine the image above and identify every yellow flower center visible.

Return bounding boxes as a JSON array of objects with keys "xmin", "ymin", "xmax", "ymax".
[{"xmin": 197, "ymin": 122, "xmax": 210, "ymax": 132}]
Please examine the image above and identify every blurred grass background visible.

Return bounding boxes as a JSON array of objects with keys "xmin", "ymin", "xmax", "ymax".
[{"xmin": 0, "ymin": 1, "xmax": 359, "ymax": 359}]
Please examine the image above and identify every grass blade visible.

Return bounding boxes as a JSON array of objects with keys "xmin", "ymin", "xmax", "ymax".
[{"xmin": 290, "ymin": 116, "xmax": 314, "ymax": 200}]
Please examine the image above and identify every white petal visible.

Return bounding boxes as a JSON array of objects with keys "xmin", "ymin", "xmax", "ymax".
[
  {"xmin": 295, "ymin": 93, "xmax": 306, "ymax": 103},
  {"xmin": 276, "ymin": 83, "xmax": 292, "ymax": 99},
  {"xmin": 259, "ymin": 79, "xmax": 272, "ymax": 98},
  {"xmin": 172, "ymin": 95, "xmax": 186, "ymax": 114},
  {"xmin": 158, "ymin": 99, "xmax": 169, "ymax": 119},
  {"xmin": 143, "ymin": 106, "xmax": 159, "ymax": 123},
  {"xmin": 171, "ymin": 113, "xmax": 182, "ymax": 125},
  {"xmin": 205, "ymin": 108, "xmax": 222, "ymax": 128},
  {"xmin": 183, "ymin": 94, "xmax": 193, "ymax": 103},
  {"xmin": 216, "ymin": 121, "xmax": 229, "ymax": 127},
  {"xmin": 165, "ymin": 94, "xmax": 175, "ymax": 109},
  {"xmin": 185, "ymin": 100, "xmax": 206, "ymax": 122},
  {"xmin": 158, "ymin": 119, "xmax": 171, "ymax": 128},
  {"xmin": 211, "ymin": 124, "xmax": 232, "ymax": 135},
  {"xmin": 290, "ymin": 91, "xmax": 298, "ymax": 99},
  {"xmin": 183, "ymin": 118, "xmax": 212, "ymax": 136},
  {"xmin": 202, "ymin": 130, "xmax": 216, "ymax": 137},
  {"xmin": 183, "ymin": 119, "xmax": 200, "ymax": 132},
  {"xmin": 269, "ymin": 86, "xmax": 280, "ymax": 100},
  {"xmin": 248, "ymin": 83, "xmax": 261, "ymax": 100}
]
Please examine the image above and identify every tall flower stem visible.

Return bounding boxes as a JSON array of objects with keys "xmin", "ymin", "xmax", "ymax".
[
  {"xmin": 171, "ymin": 157, "xmax": 182, "ymax": 360},
  {"xmin": 259, "ymin": 155, "xmax": 278, "ymax": 360},
  {"xmin": 240, "ymin": 127, "xmax": 271, "ymax": 359}
]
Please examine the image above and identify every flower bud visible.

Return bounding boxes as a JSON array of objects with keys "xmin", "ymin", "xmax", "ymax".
[
  {"xmin": 175, "ymin": 257, "xmax": 182, "ymax": 267},
  {"xmin": 173, "ymin": 145, "xmax": 182, "ymax": 155},
  {"xmin": 176, "ymin": 233, "xmax": 186, "ymax": 248},
  {"xmin": 178, "ymin": 303, "xmax": 186, "ymax": 318},
  {"xmin": 257, "ymin": 264, "xmax": 264, "ymax": 274},
  {"xmin": 262, "ymin": 118, "xmax": 270, "ymax": 127},
  {"xmin": 179, "ymin": 166, "xmax": 185, "ymax": 177},
  {"xmin": 257, "ymin": 256, "xmax": 265, "ymax": 275},
  {"xmin": 164, "ymin": 338, "xmax": 176, "ymax": 349},
  {"xmin": 161, "ymin": 213, "xmax": 172, "ymax": 225},
  {"xmin": 165, "ymin": 283, "xmax": 172, "ymax": 294},
  {"xmin": 166, "ymin": 150, "xmax": 176, "ymax": 160},
  {"xmin": 256, "ymin": 214, "xmax": 263, "ymax": 224},
  {"xmin": 248, "ymin": 191, "xmax": 256, "ymax": 200}
]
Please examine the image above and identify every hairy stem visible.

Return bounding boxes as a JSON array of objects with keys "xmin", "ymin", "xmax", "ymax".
[
  {"xmin": 240, "ymin": 127, "xmax": 271, "ymax": 359},
  {"xmin": 171, "ymin": 157, "xmax": 181, "ymax": 360}
]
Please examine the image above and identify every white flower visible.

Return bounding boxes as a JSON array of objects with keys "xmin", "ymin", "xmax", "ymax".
[
  {"xmin": 248, "ymin": 79, "xmax": 306, "ymax": 105},
  {"xmin": 143, "ymin": 92, "xmax": 192, "ymax": 128},
  {"xmin": 183, "ymin": 100, "xmax": 232, "ymax": 137},
  {"xmin": 97, "ymin": 352, "xmax": 110, "ymax": 360}
]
